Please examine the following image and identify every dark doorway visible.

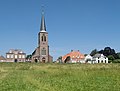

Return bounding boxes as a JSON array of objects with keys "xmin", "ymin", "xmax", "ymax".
[
  {"xmin": 101, "ymin": 60, "xmax": 103, "ymax": 63},
  {"xmin": 64, "ymin": 56, "xmax": 70, "ymax": 63},
  {"xmin": 34, "ymin": 59, "xmax": 38, "ymax": 63},
  {"xmin": 14, "ymin": 59, "xmax": 18, "ymax": 62},
  {"xmin": 42, "ymin": 57, "xmax": 46, "ymax": 63},
  {"xmin": 98, "ymin": 60, "xmax": 99, "ymax": 63}
]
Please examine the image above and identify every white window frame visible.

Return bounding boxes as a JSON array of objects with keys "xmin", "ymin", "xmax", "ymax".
[
  {"xmin": 7, "ymin": 55, "xmax": 10, "ymax": 58},
  {"xmin": 15, "ymin": 55, "xmax": 17, "ymax": 59}
]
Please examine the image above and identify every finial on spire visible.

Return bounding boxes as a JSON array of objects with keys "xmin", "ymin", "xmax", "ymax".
[
  {"xmin": 40, "ymin": 4, "xmax": 46, "ymax": 32},
  {"xmin": 41, "ymin": 4, "xmax": 44, "ymax": 15}
]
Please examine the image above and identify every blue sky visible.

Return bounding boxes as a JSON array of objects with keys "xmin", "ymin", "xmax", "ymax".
[{"xmin": 0, "ymin": 0, "xmax": 120, "ymax": 60}]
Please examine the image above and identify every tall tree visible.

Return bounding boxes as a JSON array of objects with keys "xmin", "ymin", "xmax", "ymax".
[
  {"xmin": 103, "ymin": 47, "xmax": 112, "ymax": 56},
  {"xmin": 108, "ymin": 55, "xmax": 115, "ymax": 61},
  {"xmin": 90, "ymin": 49, "xmax": 98, "ymax": 56},
  {"xmin": 57, "ymin": 56, "xmax": 62, "ymax": 63},
  {"xmin": 26, "ymin": 55, "xmax": 32, "ymax": 59},
  {"xmin": 116, "ymin": 53, "xmax": 120, "ymax": 59}
]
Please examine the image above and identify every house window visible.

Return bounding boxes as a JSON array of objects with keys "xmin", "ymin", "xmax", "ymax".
[
  {"xmin": 22, "ymin": 55, "xmax": 25, "ymax": 58},
  {"xmin": 15, "ymin": 55, "xmax": 17, "ymax": 58},
  {"xmin": 19, "ymin": 55, "xmax": 22, "ymax": 58},
  {"xmin": 7, "ymin": 55, "xmax": 10, "ymax": 58},
  {"xmin": 11, "ymin": 55, "xmax": 13, "ymax": 58},
  {"xmin": 41, "ymin": 48, "xmax": 46, "ymax": 55}
]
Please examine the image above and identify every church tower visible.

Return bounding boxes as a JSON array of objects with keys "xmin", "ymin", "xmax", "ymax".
[
  {"xmin": 32, "ymin": 11, "xmax": 53, "ymax": 63},
  {"xmin": 38, "ymin": 13, "xmax": 49, "ymax": 63}
]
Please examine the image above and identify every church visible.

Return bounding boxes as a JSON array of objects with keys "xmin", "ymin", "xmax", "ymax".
[{"xmin": 32, "ymin": 12, "xmax": 53, "ymax": 63}]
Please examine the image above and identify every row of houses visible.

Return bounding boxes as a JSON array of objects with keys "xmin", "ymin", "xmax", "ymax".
[
  {"xmin": 57, "ymin": 50, "xmax": 108, "ymax": 64},
  {"xmin": 0, "ymin": 49, "xmax": 108, "ymax": 64}
]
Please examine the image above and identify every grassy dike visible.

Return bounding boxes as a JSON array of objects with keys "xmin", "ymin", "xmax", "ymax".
[{"xmin": 0, "ymin": 63, "xmax": 120, "ymax": 91}]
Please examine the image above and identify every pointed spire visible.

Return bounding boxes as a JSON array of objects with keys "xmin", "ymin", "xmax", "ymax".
[{"xmin": 40, "ymin": 7, "xmax": 46, "ymax": 32}]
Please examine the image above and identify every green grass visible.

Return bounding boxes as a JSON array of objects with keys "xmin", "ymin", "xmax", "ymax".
[{"xmin": 0, "ymin": 63, "xmax": 120, "ymax": 91}]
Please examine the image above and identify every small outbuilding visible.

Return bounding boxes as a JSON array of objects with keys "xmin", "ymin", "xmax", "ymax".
[
  {"xmin": 0, "ymin": 56, "xmax": 6, "ymax": 62},
  {"xmin": 85, "ymin": 54, "xmax": 93, "ymax": 64}
]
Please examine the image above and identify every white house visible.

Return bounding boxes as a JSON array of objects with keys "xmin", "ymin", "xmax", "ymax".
[
  {"xmin": 85, "ymin": 54, "xmax": 94, "ymax": 64},
  {"xmin": 92, "ymin": 54, "xmax": 108, "ymax": 63}
]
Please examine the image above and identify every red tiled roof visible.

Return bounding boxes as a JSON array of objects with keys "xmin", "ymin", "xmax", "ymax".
[{"xmin": 62, "ymin": 51, "xmax": 85, "ymax": 62}]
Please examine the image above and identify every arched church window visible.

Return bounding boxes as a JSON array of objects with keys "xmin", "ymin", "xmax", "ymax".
[
  {"xmin": 42, "ymin": 34, "xmax": 46, "ymax": 42},
  {"xmin": 41, "ymin": 48, "xmax": 46, "ymax": 55},
  {"xmin": 41, "ymin": 36, "xmax": 44, "ymax": 41},
  {"xmin": 44, "ymin": 36, "xmax": 46, "ymax": 41}
]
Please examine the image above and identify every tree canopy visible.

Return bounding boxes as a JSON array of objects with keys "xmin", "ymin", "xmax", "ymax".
[
  {"xmin": 90, "ymin": 47, "xmax": 120, "ymax": 63},
  {"xmin": 90, "ymin": 49, "xmax": 98, "ymax": 56}
]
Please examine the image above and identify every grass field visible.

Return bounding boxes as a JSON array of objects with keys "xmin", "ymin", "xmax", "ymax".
[{"xmin": 0, "ymin": 63, "xmax": 120, "ymax": 91}]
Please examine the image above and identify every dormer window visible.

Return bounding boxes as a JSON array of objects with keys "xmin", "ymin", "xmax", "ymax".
[
  {"xmin": 20, "ymin": 51, "xmax": 23, "ymax": 53},
  {"xmin": 9, "ymin": 50, "xmax": 12, "ymax": 53}
]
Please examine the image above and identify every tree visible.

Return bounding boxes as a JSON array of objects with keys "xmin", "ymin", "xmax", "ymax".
[
  {"xmin": 90, "ymin": 49, "xmax": 98, "ymax": 56},
  {"xmin": 57, "ymin": 56, "xmax": 62, "ymax": 63},
  {"xmin": 26, "ymin": 54, "xmax": 32, "ymax": 59},
  {"xmin": 102, "ymin": 47, "xmax": 116, "ymax": 57},
  {"xmin": 108, "ymin": 55, "xmax": 115, "ymax": 61},
  {"xmin": 91, "ymin": 47, "xmax": 120, "ymax": 63},
  {"xmin": 84, "ymin": 54, "xmax": 88, "ymax": 56},
  {"xmin": 116, "ymin": 53, "xmax": 120, "ymax": 59},
  {"xmin": 98, "ymin": 47, "xmax": 119, "ymax": 60},
  {"xmin": 103, "ymin": 47, "xmax": 112, "ymax": 56},
  {"xmin": 99, "ymin": 50, "xmax": 104, "ymax": 54}
]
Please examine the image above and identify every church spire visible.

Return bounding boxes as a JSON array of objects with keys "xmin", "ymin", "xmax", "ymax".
[{"xmin": 40, "ymin": 9, "xmax": 46, "ymax": 32}]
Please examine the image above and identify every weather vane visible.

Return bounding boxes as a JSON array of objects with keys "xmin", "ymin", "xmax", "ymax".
[{"xmin": 41, "ymin": 4, "xmax": 45, "ymax": 15}]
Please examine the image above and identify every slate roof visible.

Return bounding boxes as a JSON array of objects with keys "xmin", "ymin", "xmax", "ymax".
[
  {"xmin": 0, "ymin": 56, "xmax": 6, "ymax": 60},
  {"xmin": 93, "ymin": 53, "xmax": 106, "ymax": 58},
  {"xmin": 6, "ymin": 49, "xmax": 25, "ymax": 54},
  {"xmin": 40, "ymin": 13, "xmax": 46, "ymax": 32}
]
